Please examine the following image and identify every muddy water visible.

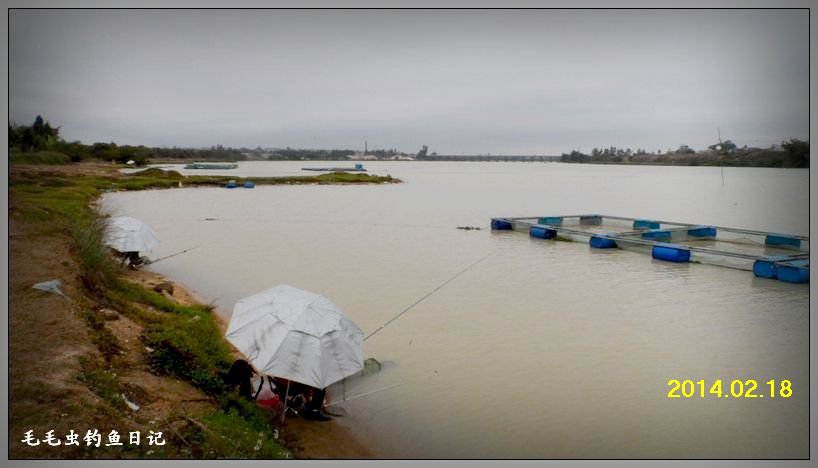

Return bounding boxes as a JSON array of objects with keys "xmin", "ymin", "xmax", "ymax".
[{"xmin": 104, "ymin": 162, "xmax": 808, "ymax": 458}]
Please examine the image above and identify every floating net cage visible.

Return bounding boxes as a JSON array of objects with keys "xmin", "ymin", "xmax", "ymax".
[{"xmin": 490, "ymin": 214, "xmax": 809, "ymax": 283}]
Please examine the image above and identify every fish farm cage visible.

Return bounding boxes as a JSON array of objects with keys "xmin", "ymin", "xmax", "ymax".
[{"xmin": 490, "ymin": 214, "xmax": 809, "ymax": 284}]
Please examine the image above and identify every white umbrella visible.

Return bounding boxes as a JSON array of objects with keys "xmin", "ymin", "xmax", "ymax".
[
  {"xmin": 105, "ymin": 216, "xmax": 160, "ymax": 253},
  {"xmin": 225, "ymin": 284, "xmax": 364, "ymax": 390}
]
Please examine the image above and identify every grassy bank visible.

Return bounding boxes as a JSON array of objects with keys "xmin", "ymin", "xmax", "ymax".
[
  {"xmin": 10, "ymin": 161, "xmax": 396, "ymax": 458},
  {"xmin": 10, "ymin": 164, "xmax": 397, "ymax": 222}
]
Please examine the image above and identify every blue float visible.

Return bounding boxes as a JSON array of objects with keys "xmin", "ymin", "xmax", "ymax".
[
  {"xmin": 765, "ymin": 234, "xmax": 801, "ymax": 249},
  {"xmin": 225, "ymin": 181, "xmax": 238, "ymax": 189},
  {"xmin": 642, "ymin": 229, "xmax": 672, "ymax": 242},
  {"xmin": 633, "ymin": 219, "xmax": 660, "ymax": 230},
  {"xmin": 530, "ymin": 225, "xmax": 557, "ymax": 239},
  {"xmin": 580, "ymin": 215, "xmax": 603, "ymax": 225},
  {"xmin": 776, "ymin": 260, "xmax": 809, "ymax": 283},
  {"xmin": 243, "ymin": 181, "xmax": 256, "ymax": 188},
  {"xmin": 688, "ymin": 226, "xmax": 717, "ymax": 238},
  {"xmin": 537, "ymin": 216, "xmax": 563, "ymax": 226},
  {"xmin": 753, "ymin": 259, "xmax": 778, "ymax": 278},
  {"xmin": 590, "ymin": 234, "xmax": 617, "ymax": 249},
  {"xmin": 491, "ymin": 218, "xmax": 513, "ymax": 230},
  {"xmin": 652, "ymin": 243, "xmax": 691, "ymax": 263}
]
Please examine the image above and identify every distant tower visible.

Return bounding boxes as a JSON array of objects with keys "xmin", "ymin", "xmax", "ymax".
[{"xmin": 365, "ymin": 140, "xmax": 368, "ymax": 155}]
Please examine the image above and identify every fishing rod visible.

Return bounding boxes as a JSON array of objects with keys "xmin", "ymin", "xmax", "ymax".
[
  {"xmin": 145, "ymin": 245, "xmax": 200, "ymax": 265},
  {"xmin": 326, "ymin": 370, "xmax": 439, "ymax": 407},
  {"xmin": 363, "ymin": 250, "xmax": 494, "ymax": 342},
  {"xmin": 332, "ymin": 251, "xmax": 489, "ymax": 407}
]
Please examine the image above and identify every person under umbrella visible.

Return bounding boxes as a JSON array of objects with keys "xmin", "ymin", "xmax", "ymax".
[
  {"xmin": 104, "ymin": 216, "xmax": 160, "ymax": 268},
  {"xmin": 225, "ymin": 284, "xmax": 365, "ymax": 422}
]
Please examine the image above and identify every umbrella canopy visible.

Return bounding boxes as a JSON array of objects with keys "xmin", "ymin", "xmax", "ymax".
[
  {"xmin": 105, "ymin": 216, "xmax": 160, "ymax": 253},
  {"xmin": 225, "ymin": 284, "xmax": 364, "ymax": 389}
]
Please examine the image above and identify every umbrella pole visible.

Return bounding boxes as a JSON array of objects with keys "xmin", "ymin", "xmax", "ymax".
[{"xmin": 280, "ymin": 380, "xmax": 291, "ymax": 424}]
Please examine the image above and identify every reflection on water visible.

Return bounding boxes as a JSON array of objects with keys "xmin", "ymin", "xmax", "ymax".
[{"xmin": 104, "ymin": 162, "xmax": 808, "ymax": 458}]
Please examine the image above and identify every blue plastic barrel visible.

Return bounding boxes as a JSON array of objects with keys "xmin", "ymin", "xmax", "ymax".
[
  {"xmin": 491, "ymin": 218, "xmax": 513, "ymax": 230},
  {"xmin": 688, "ymin": 226, "xmax": 716, "ymax": 238},
  {"xmin": 765, "ymin": 234, "xmax": 801, "ymax": 249},
  {"xmin": 776, "ymin": 260, "xmax": 809, "ymax": 283},
  {"xmin": 642, "ymin": 229, "xmax": 672, "ymax": 242},
  {"xmin": 590, "ymin": 235, "xmax": 617, "ymax": 248},
  {"xmin": 225, "ymin": 181, "xmax": 238, "ymax": 189},
  {"xmin": 652, "ymin": 243, "xmax": 691, "ymax": 263},
  {"xmin": 752, "ymin": 255, "xmax": 793, "ymax": 279},
  {"xmin": 633, "ymin": 219, "xmax": 660, "ymax": 230},
  {"xmin": 243, "ymin": 181, "xmax": 255, "ymax": 188},
  {"xmin": 537, "ymin": 216, "xmax": 562, "ymax": 226},
  {"xmin": 752, "ymin": 259, "xmax": 778, "ymax": 278},
  {"xmin": 580, "ymin": 215, "xmax": 603, "ymax": 225},
  {"xmin": 529, "ymin": 225, "xmax": 556, "ymax": 239}
]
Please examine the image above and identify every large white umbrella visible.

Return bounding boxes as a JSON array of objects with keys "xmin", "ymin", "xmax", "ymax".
[
  {"xmin": 105, "ymin": 216, "xmax": 160, "ymax": 253},
  {"xmin": 225, "ymin": 284, "xmax": 364, "ymax": 390}
]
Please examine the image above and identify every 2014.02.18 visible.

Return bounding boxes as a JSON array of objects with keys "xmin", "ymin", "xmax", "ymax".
[{"xmin": 667, "ymin": 379, "xmax": 792, "ymax": 399}]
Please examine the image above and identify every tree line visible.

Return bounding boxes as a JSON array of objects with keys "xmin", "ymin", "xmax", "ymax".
[
  {"xmin": 8, "ymin": 116, "xmax": 415, "ymax": 164},
  {"xmin": 9, "ymin": 116, "xmax": 245, "ymax": 165},
  {"xmin": 561, "ymin": 140, "xmax": 809, "ymax": 168}
]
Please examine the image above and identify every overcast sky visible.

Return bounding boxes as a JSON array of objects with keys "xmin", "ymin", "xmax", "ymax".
[{"xmin": 9, "ymin": 9, "xmax": 809, "ymax": 154}]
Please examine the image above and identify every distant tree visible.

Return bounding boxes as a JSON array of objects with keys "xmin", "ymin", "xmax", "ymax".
[
  {"xmin": 9, "ymin": 124, "xmax": 18, "ymax": 148},
  {"xmin": 417, "ymin": 145, "xmax": 429, "ymax": 158},
  {"xmin": 32, "ymin": 115, "xmax": 44, "ymax": 133},
  {"xmin": 708, "ymin": 139, "xmax": 737, "ymax": 155},
  {"xmin": 676, "ymin": 145, "xmax": 695, "ymax": 154},
  {"xmin": 9, "ymin": 115, "xmax": 60, "ymax": 152},
  {"xmin": 20, "ymin": 127, "xmax": 35, "ymax": 151},
  {"xmin": 560, "ymin": 150, "xmax": 591, "ymax": 163},
  {"xmin": 781, "ymin": 138, "xmax": 809, "ymax": 168}
]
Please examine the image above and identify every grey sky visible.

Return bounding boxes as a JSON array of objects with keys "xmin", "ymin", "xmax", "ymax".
[{"xmin": 9, "ymin": 9, "xmax": 809, "ymax": 154}]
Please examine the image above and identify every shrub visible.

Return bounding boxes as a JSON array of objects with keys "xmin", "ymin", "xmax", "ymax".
[
  {"xmin": 10, "ymin": 151, "xmax": 71, "ymax": 165},
  {"xmin": 142, "ymin": 307, "xmax": 232, "ymax": 395},
  {"xmin": 70, "ymin": 213, "xmax": 123, "ymax": 296}
]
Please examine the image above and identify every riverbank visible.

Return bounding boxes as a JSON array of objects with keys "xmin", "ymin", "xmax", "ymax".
[
  {"xmin": 129, "ymin": 271, "xmax": 376, "ymax": 459},
  {"xmin": 9, "ymin": 161, "xmax": 384, "ymax": 459}
]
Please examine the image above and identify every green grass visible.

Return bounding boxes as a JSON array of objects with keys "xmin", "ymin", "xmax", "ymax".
[
  {"xmin": 107, "ymin": 281, "xmax": 232, "ymax": 395},
  {"xmin": 72, "ymin": 213, "xmax": 125, "ymax": 296},
  {"xmin": 195, "ymin": 402, "xmax": 290, "ymax": 459},
  {"xmin": 77, "ymin": 354, "xmax": 125, "ymax": 410},
  {"xmin": 10, "ymin": 168, "xmax": 396, "ymax": 225},
  {"xmin": 10, "ymin": 150, "xmax": 72, "ymax": 165},
  {"xmin": 124, "ymin": 169, "xmax": 396, "ymax": 187}
]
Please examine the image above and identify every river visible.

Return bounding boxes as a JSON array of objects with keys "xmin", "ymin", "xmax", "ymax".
[{"xmin": 103, "ymin": 161, "xmax": 809, "ymax": 458}]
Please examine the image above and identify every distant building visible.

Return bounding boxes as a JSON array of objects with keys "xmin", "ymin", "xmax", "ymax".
[{"xmin": 347, "ymin": 152, "xmax": 378, "ymax": 160}]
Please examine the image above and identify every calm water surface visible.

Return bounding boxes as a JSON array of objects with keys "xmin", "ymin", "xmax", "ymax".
[{"xmin": 105, "ymin": 161, "xmax": 809, "ymax": 458}]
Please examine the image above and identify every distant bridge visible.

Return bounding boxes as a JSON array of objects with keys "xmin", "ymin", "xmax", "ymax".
[{"xmin": 418, "ymin": 155, "xmax": 561, "ymax": 162}]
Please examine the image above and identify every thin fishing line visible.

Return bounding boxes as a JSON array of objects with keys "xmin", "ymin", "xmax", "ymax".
[
  {"xmin": 147, "ymin": 245, "xmax": 200, "ymax": 265},
  {"xmin": 326, "ymin": 371, "xmax": 438, "ymax": 407},
  {"xmin": 364, "ymin": 250, "xmax": 493, "ymax": 342}
]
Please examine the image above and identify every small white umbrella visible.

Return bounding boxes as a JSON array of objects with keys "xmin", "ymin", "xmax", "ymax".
[
  {"xmin": 105, "ymin": 216, "xmax": 160, "ymax": 253},
  {"xmin": 225, "ymin": 284, "xmax": 364, "ymax": 391}
]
